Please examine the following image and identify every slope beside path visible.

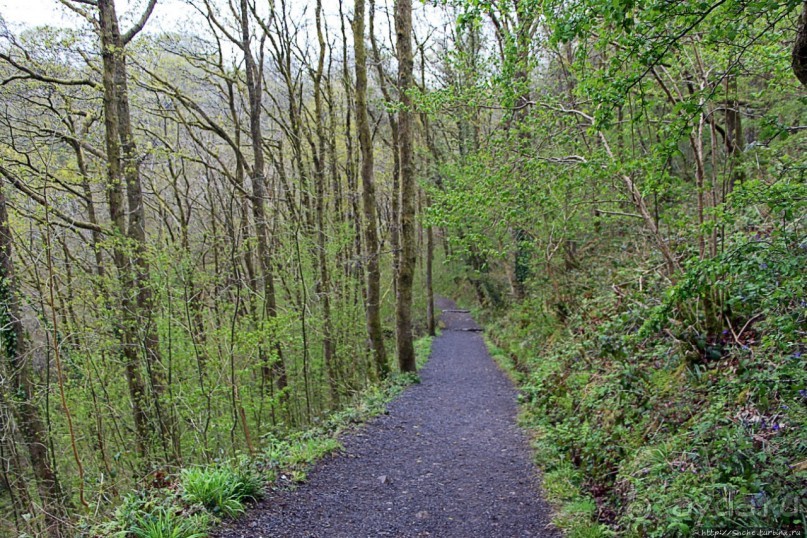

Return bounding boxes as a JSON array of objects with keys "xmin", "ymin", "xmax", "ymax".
[{"xmin": 215, "ymin": 297, "xmax": 559, "ymax": 538}]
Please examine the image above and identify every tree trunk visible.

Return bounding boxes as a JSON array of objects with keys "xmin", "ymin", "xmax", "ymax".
[
  {"xmin": 793, "ymin": 0, "xmax": 807, "ymax": 85},
  {"xmin": 97, "ymin": 0, "xmax": 154, "ymax": 463},
  {"xmin": 369, "ymin": 0, "xmax": 401, "ymax": 284},
  {"xmin": 354, "ymin": 0, "xmax": 389, "ymax": 378},
  {"xmin": 725, "ymin": 74, "xmax": 744, "ymax": 193},
  {"xmin": 426, "ymin": 203, "xmax": 436, "ymax": 337},
  {"xmin": 313, "ymin": 0, "xmax": 338, "ymax": 406},
  {"xmin": 395, "ymin": 0, "xmax": 417, "ymax": 372}
]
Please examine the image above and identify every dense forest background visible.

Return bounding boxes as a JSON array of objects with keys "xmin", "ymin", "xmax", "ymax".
[{"xmin": 0, "ymin": 0, "xmax": 805, "ymax": 536}]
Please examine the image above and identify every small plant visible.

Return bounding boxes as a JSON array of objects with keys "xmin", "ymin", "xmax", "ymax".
[
  {"xmin": 231, "ymin": 458, "xmax": 266, "ymax": 502},
  {"xmin": 126, "ymin": 506, "xmax": 209, "ymax": 538},
  {"xmin": 287, "ymin": 437, "xmax": 342, "ymax": 466},
  {"xmin": 102, "ymin": 495, "xmax": 211, "ymax": 538},
  {"xmin": 181, "ymin": 467, "xmax": 246, "ymax": 518},
  {"xmin": 110, "ymin": 492, "xmax": 154, "ymax": 534}
]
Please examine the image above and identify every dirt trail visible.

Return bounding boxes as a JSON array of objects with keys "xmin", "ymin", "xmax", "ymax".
[{"xmin": 215, "ymin": 298, "xmax": 559, "ymax": 538}]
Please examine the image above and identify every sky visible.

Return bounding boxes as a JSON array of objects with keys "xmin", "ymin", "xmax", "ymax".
[
  {"xmin": 0, "ymin": 0, "xmax": 187, "ymax": 30},
  {"xmin": 0, "ymin": 0, "xmax": 408, "ymax": 31},
  {"xmin": 0, "ymin": 0, "xmax": 435, "ymax": 53},
  {"xmin": 0, "ymin": 0, "xmax": 446, "ymax": 69},
  {"xmin": 0, "ymin": 0, "xmax": 448, "ymax": 85}
]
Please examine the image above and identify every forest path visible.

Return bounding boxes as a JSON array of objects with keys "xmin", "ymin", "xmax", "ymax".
[{"xmin": 214, "ymin": 298, "xmax": 559, "ymax": 538}]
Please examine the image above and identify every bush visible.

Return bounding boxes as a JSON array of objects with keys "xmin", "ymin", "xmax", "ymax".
[{"xmin": 487, "ymin": 246, "xmax": 807, "ymax": 536}]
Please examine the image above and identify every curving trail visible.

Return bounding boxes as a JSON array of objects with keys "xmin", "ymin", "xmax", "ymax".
[{"xmin": 215, "ymin": 298, "xmax": 559, "ymax": 538}]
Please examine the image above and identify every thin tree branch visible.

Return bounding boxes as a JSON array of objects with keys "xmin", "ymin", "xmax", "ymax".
[
  {"xmin": 0, "ymin": 53, "xmax": 97, "ymax": 87},
  {"xmin": 0, "ymin": 165, "xmax": 106, "ymax": 234},
  {"xmin": 122, "ymin": 0, "xmax": 158, "ymax": 45}
]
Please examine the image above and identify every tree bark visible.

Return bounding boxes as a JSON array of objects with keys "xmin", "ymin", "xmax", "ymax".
[
  {"xmin": 793, "ymin": 0, "xmax": 807, "ymax": 85},
  {"xmin": 354, "ymin": 0, "xmax": 389, "ymax": 378},
  {"xmin": 97, "ymin": 0, "xmax": 154, "ymax": 463},
  {"xmin": 426, "ymin": 201, "xmax": 436, "ymax": 337},
  {"xmin": 394, "ymin": 0, "xmax": 417, "ymax": 372},
  {"xmin": 313, "ymin": 0, "xmax": 338, "ymax": 405},
  {"xmin": 369, "ymin": 0, "xmax": 401, "ymax": 283}
]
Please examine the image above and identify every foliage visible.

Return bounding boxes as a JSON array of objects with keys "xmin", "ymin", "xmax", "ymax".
[
  {"xmin": 0, "ymin": 0, "xmax": 450, "ymax": 531},
  {"xmin": 100, "ymin": 491, "xmax": 211, "ymax": 538},
  {"xmin": 485, "ymin": 235, "xmax": 806, "ymax": 535},
  {"xmin": 1, "ymin": 0, "xmax": 806, "ymax": 533},
  {"xmin": 644, "ymin": 177, "xmax": 807, "ymax": 348},
  {"xmin": 180, "ymin": 467, "xmax": 251, "ymax": 518},
  {"xmin": 124, "ymin": 506, "xmax": 210, "ymax": 538},
  {"xmin": 491, "ymin": 287, "xmax": 803, "ymax": 533}
]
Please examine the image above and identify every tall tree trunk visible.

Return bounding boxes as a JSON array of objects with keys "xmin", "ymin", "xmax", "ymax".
[
  {"xmin": 426, "ymin": 204, "xmax": 435, "ymax": 337},
  {"xmin": 117, "ymin": 20, "xmax": 179, "ymax": 465},
  {"xmin": 339, "ymin": 0, "xmax": 364, "ymax": 283},
  {"xmin": 313, "ymin": 0, "xmax": 338, "ymax": 406},
  {"xmin": 354, "ymin": 0, "xmax": 389, "ymax": 378},
  {"xmin": 724, "ymin": 74, "xmax": 744, "ymax": 193},
  {"xmin": 369, "ymin": 0, "xmax": 401, "ymax": 282},
  {"xmin": 97, "ymin": 0, "xmax": 154, "ymax": 463},
  {"xmin": 394, "ymin": 0, "xmax": 417, "ymax": 372}
]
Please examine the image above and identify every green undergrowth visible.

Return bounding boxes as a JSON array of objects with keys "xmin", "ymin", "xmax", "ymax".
[
  {"xmin": 487, "ymin": 336, "xmax": 609, "ymax": 538},
  {"xmin": 484, "ymin": 252, "xmax": 806, "ymax": 536},
  {"xmin": 87, "ymin": 336, "xmax": 433, "ymax": 538}
]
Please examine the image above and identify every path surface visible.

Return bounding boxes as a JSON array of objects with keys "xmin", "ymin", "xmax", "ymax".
[{"xmin": 215, "ymin": 298, "xmax": 559, "ymax": 538}]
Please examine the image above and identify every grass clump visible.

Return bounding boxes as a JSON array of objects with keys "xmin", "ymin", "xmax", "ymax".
[
  {"xmin": 126, "ymin": 505, "xmax": 210, "ymax": 538},
  {"xmin": 98, "ymin": 452, "xmax": 270, "ymax": 536},
  {"xmin": 103, "ymin": 491, "xmax": 212, "ymax": 538},
  {"xmin": 180, "ymin": 464, "xmax": 265, "ymax": 518}
]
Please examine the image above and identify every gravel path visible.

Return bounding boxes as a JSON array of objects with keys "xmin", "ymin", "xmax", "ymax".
[{"xmin": 215, "ymin": 298, "xmax": 559, "ymax": 538}]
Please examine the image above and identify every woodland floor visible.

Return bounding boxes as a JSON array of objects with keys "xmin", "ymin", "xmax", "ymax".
[{"xmin": 214, "ymin": 297, "xmax": 559, "ymax": 538}]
